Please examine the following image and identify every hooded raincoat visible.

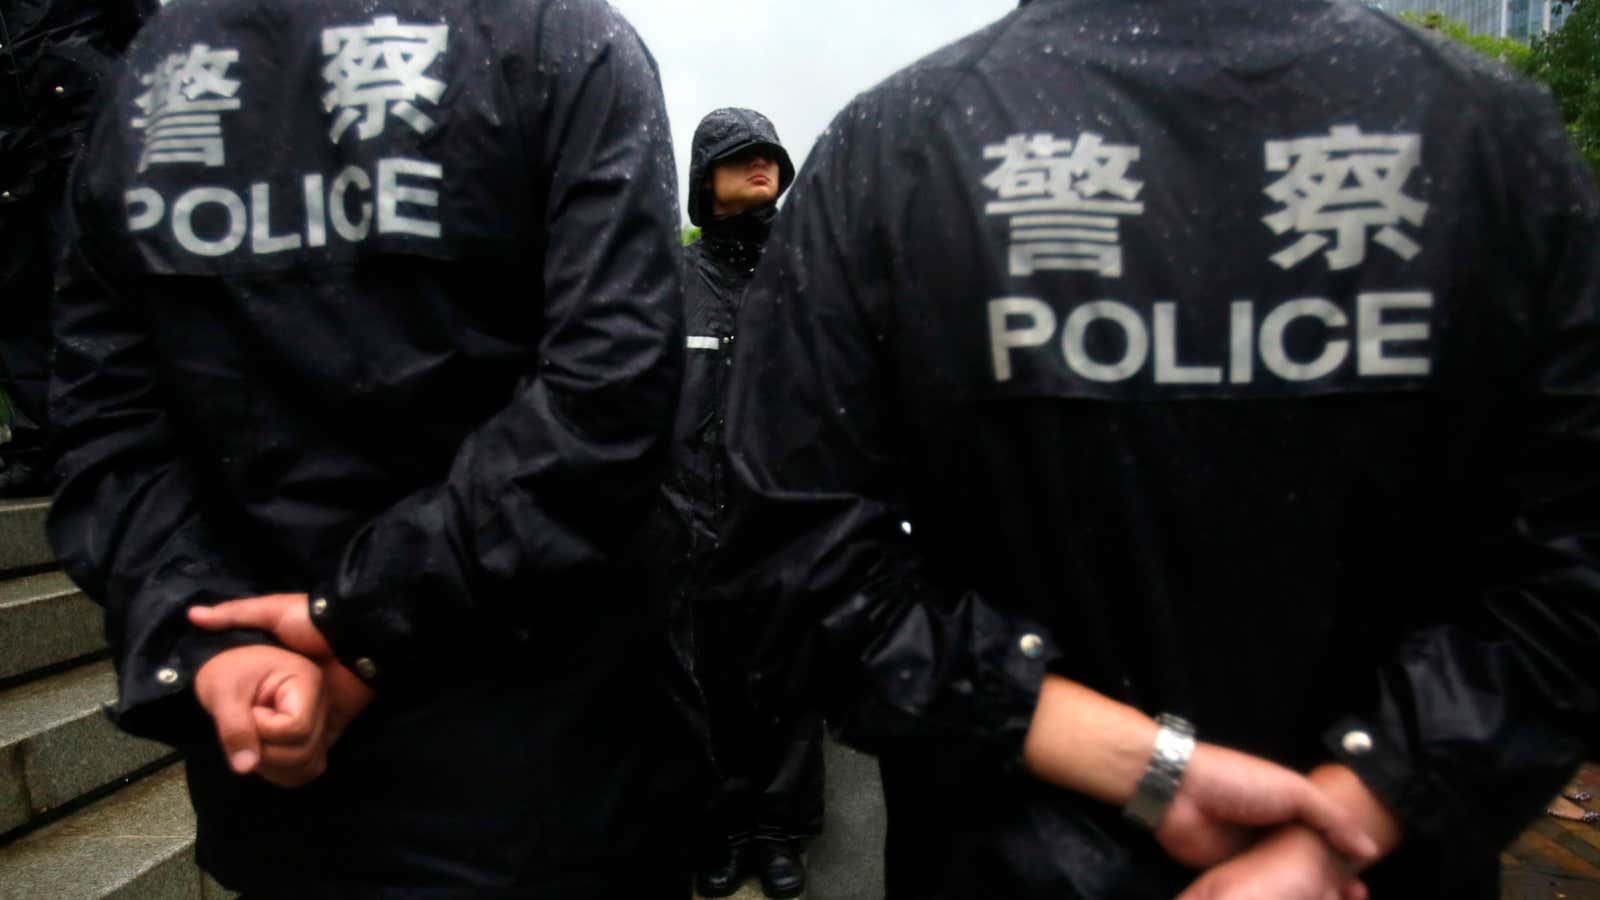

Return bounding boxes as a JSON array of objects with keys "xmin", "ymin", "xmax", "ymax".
[
  {"xmin": 50, "ymin": 0, "xmax": 702, "ymax": 894},
  {"xmin": 661, "ymin": 107, "xmax": 822, "ymax": 847},
  {"xmin": 665, "ymin": 107, "xmax": 794, "ymax": 549},
  {"xmin": 721, "ymin": 0, "xmax": 1600, "ymax": 896}
]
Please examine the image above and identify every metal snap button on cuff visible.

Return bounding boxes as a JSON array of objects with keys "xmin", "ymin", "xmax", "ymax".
[
  {"xmin": 1340, "ymin": 729, "xmax": 1374, "ymax": 756},
  {"xmin": 1019, "ymin": 633, "xmax": 1045, "ymax": 659},
  {"xmin": 354, "ymin": 657, "xmax": 378, "ymax": 680},
  {"xmin": 310, "ymin": 597, "xmax": 329, "ymax": 617},
  {"xmin": 156, "ymin": 667, "xmax": 180, "ymax": 686}
]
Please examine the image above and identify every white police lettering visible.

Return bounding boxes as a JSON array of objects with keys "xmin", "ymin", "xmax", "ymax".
[
  {"xmin": 1259, "ymin": 299, "xmax": 1348, "ymax": 381},
  {"xmin": 377, "ymin": 158, "xmax": 442, "ymax": 238},
  {"xmin": 982, "ymin": 132, "xmax": 1144, "ymax": 278},
  {"xmin": 1154, "ymin": 303, "xmax": 1223, "ymax": 385},
  {"xmin": 1229, "ymin": 302, "xmax": 1254, "ymax": 385},
  {"xmin": 251, "ymin": 183, "xmax": 302, "ymax": 254},
  {"xmin": 124, "ymin": 158, "xmax": 441, "ymax": 258},
  {"xmin": 322, "ymin": 17, "xmax": 448, "ymax": 144},
  {"xmin": 1263, "ymin": 126, "xmax": 1428, "ymax": 271},
  {"xmin": 329, "ymin": 166, "xmax": 373, "ymax": 241},
  {"xmin": 125, "ymin": 188, "xmax": 165, "ymax": 231},
  {"xmin": 172, "ymin": 187, "xmax": 247, "ymax": 256},
  {"xmin": 131, "ymin": 44, "xmax": 242, "ymax": 172},
  {"xmin": 988, "ymin": 297, "xmax": 1055, "ymax": 382},
  {"xmin": 1358, "ymin": 293, "xmax": 1432, "ymax": 376},
  {"xmin": 988, "ymin": 294, "xmax": 1433, "ymax": 386},
  {"xmin": 303, "ymin": 175, "xmax": 327, "ymax": 247},
  {"xmin": 1063, "ymin": 301, "xmax": 1147, "ymax": 382}
]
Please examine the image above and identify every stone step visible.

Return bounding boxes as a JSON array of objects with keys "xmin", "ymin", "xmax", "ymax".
[
  {"xmin": 0, "ymin": 660, "xmax": 173, "ymax": 835},
  {"xmin": 0, "ymin": 764, "xmax": 211, "ymax": 900},
  {"xmin": 0, "ymin": 498, "xmax": 52, "ymax": 576},
  {"xmin": 0, "ymin": 571, "xmax": 105, "ymax": 682}
]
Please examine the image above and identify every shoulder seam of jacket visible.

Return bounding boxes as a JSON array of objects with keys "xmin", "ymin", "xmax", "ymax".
[{"xmin": 916, "ymin": 5, "xmax": 1035, "ymax": 133}]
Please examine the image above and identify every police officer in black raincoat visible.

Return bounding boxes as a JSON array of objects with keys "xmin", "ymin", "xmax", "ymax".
[
  {"xmin": 50, "ymin": 0, "xmax": 702, "ymax": 895},
  {"xmin": 721, "ymin": 0, "xmax": 1600, "ymax": 897},
  {"xmin": 661, "ymin": 107, "xmax": 819, "ymax": 899},
  {"xmin": 0, "ymin": 0, "xmax": 155, "ymax": 494}
]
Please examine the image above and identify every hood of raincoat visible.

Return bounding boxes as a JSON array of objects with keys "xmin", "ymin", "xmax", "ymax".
[{"xmin": 686, "ymin": 107, "xmax": 794, "ymax": 226}]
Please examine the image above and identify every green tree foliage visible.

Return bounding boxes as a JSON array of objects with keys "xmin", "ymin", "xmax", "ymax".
[
  {"xmin": 1399, "ymin": 11, "xmax": 1534, "ymax": 72},
  {"xmin": 1400, "ymin": 4, "xmax": 1598, "ymax": 175},
  {"xmin": 1529, "ymin": 0, "xmax": 1600, "ymax": 173},
  {"xmin": 681, "ymin": 225, "xmax": 702, "ymax": 246}
]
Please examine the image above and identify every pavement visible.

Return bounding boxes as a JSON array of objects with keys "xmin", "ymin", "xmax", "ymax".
[
  {"xmin": 693, "ymin": 739, "xmax": 884, "ymax": 900},
  {"xmin": 1502, "ymin": 763, "xmax": 1600, "ymax": 900}
]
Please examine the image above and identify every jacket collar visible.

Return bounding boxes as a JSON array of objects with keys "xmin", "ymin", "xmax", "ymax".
[{"xmin": 700, "ymin": 205, "xmax": 776, "ymax": 274}]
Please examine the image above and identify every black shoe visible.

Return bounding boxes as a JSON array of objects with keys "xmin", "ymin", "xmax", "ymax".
[
  {"xmin": 695, "ymin": 841, "xmax": 746, "ymax": 898},
  {"xmin": 754, "ymin": 841, "xmax": 805, "ymax": 899}
]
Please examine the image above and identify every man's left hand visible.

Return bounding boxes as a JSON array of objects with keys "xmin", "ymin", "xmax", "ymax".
[{"xmin": 189, "ymin": 593, "xmax": 375, "ymax": 749}]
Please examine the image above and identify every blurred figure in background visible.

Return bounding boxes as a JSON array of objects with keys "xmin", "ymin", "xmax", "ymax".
[
  {"xmin": 663, "ymin": 107, "xmax": 816, "ymax": 900},
  {"xmin": 0, "ymin": 0, "xmax": 156, "ymax": 495}
]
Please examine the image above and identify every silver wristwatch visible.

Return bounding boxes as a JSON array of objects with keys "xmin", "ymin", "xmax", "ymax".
[{"xmin": 1122, "ymin": 713, "xmax": 1196, "ymax": 830}]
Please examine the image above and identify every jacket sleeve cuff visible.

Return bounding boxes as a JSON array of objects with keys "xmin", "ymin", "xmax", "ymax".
[
  {"xmin": 307, "ymin": 584, "xmax": 407, "ymax": 690},
  {"xmin": 985, "ymin": 624, "xmax": 1062, "ymax": 762},
  {"xmin": 993, "ymin": 623, "xmax": 1060, "ymax": 774},
  {"xmin": 111, "ymin": 627, "xmax": 279, "ymax": 746},
  {"xmin": 830, "ymin": 593, "xmax": 1059, "ymax": 768},
  {"xmin": 1321, "ymin": 715, "xmax": 1425, "ymax": 838}
]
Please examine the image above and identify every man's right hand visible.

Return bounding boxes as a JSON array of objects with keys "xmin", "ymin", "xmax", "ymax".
[
  {"xmin": 189, "ymin": 593, "xmax": 331, "ymax": 659},
  {"xmin": 193, "ymin": 645, "xmax": 331, "ymax": 788}
]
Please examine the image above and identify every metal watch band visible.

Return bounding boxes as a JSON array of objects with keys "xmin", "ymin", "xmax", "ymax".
[{"xmin": 1122, "ymin": 713, "xmax": 1197, "ymax": 830}]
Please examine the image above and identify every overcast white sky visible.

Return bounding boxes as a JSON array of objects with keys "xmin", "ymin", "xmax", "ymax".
[{"xmin": 605, "ymin": 0, "xmax": 1019, "ymax": 221}]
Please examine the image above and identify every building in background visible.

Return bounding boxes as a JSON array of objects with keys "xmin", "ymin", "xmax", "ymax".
[{"xmin": 1371, "ymin": 0, "xmax": 1569, "ymax": 40}]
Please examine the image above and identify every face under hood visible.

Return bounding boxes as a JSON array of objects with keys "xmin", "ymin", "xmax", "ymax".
[{"xmin": 687, "ymin": 107, "xmax": 796, "ymax": 226}]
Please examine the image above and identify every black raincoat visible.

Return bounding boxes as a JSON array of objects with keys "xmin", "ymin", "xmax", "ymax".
[
  {"xmin": 0, "ymin": 0, "xmax": 154, "ymax": 471},
  {"xmin": 721, "ymin": 0, "xmax": 1600, "ymax": 896},
  {"xmin": 50, "ymin": 0, "xmax": 700, "ymax": 894},
  {"xmin": 665, "ymin": 107, "xmax": 794, "ymax": 547},
  {"xmin": 661, "ymin": 108, "xmax": 822, "ymax": 845}
]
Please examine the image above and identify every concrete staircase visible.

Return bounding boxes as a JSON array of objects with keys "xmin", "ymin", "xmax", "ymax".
[{"xmin": 0, "ymin": 498, "xmax": 228, "ymax": 900}]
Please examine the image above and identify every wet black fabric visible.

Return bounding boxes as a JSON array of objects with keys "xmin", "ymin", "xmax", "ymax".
[
  {"xmin": 0, "ymin": 0, "xmax": 153, "ymax": 469},
  {"xmin": 721, "ymin": 0, "xmax": 1600, "ymax": 896},
  {"xmin": 49, "ymin": 0, "xmax": 700, "ymax": 892},
  {"xmin": 0, "ymin": 210, "xmax": 57, "ymax": 467},
  {"xmin": 665, "ymin": 209, "xmax": 773, "ymax": 547},
  {"xmin": 697, "ymin": 586, "xmax": 825, "ymax": 846},
  {"xmin": 665, "ymin": 110, "xmax": 821, "ymax": 845}
]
